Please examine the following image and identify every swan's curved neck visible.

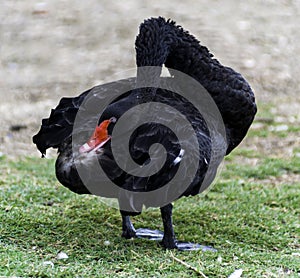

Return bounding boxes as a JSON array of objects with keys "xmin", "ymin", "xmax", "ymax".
[
  {"xmin": 134, "ymin": 18, "xmax": 174, "ymax": 102},
  {"xmin": 134, "ymin": 17, "xmax": 256, "ymax": 153},
  {"xmin": 134, "ymin": 17, "xmax": 212, "ymax": 101}
]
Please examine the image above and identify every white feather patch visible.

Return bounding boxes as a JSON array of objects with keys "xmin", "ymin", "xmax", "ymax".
[{"xmin": 173, "ymin": 149, "xmax": 185, "ymax": 165}]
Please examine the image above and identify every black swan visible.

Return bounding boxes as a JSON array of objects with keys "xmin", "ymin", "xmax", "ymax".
[{"xmin": 33, "ymin": 17, "xmax": 257, "ymax": 251}]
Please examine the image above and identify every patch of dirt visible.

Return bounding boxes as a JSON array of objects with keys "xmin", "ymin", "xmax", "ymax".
[{"xmin": 1, "ymin": 0, "xmax": 299, "ymax": 160}]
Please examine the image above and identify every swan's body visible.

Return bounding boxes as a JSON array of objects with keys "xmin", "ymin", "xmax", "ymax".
[{"xmin": 33, "ymin": 17, "xmax": 256, "ymax": 250}]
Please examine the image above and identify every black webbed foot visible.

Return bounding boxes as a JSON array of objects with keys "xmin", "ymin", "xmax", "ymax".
[
  {"xmin": 135, "ymin": 228, "xmax": 164, "ymax": 240},
  {"xmin": 160, "ymin": 204, "xmax": 217, "ymax": 251},
  {"xmin": 160, "ymin": 236, "xmax": 216, "ymax": 251},
  {"xmin": 174, "ymin": 241, "xmax": 217, "ymax": 251}
]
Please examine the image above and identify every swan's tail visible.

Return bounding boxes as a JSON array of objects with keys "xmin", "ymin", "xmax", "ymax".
[{"xmin": 32, "ymin": 89, "xmax": 91, "ymax": 156}]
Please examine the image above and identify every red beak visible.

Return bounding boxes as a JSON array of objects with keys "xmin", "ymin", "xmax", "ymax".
[{"xmin": 79, "ymin": 117, "xmax": 116, "ymax": 153}]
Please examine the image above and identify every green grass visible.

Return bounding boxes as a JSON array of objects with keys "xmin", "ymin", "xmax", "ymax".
[
  {"xmin": 223, "ymin": 156, "xmax": 300, "ymax": 180},
  {"xmin": 246, "ymin": 101, "xmax": 300, "ymax": 139},
  {"xmin": 0, "ymin": 101, "xmax": 299, "ymax": 277},
  {"xmin": 0, "ymin": 152, "xmax": 299, "ymax": 277}
]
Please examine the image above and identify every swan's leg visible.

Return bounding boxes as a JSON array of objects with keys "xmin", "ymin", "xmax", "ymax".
[
  {"xmin": 160, "ymin": 203, "xmax": 217, "ymax": 251},
  {"xmin": 120, "ymin": 211, "xmax": 163, "ymax": 240},
  {"xmin": 121, "ymin": 214, "xmax": 136, "ymax": 239},
  {"xmin": 160, "ymin": 203, "xmax": 177, "ymax": 249}
]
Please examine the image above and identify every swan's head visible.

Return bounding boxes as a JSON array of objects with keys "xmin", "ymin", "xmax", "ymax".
[{"xmin": 79, "ymin": 117, "xmax": 116, "ymax": 153}]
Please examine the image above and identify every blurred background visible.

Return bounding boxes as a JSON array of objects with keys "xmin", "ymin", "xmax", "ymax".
[{"xmin": 0, "ymin": 0, "xmax": 299, "ymax": 158}]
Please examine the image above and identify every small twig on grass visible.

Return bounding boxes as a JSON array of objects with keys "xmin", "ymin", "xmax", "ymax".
[{"xmin": 170, "ymin": 252, "xmax": 208, "ymax": 278}]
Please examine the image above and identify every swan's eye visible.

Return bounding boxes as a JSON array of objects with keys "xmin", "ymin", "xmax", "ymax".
[{"xmin": 110, "ymin": 117, "xmax": 117, "ymax": 123}]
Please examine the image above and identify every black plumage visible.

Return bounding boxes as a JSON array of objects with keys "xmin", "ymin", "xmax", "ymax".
[{"xmin": 33, "ymin": 17, "xmax": 256, "ymax": 250}]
